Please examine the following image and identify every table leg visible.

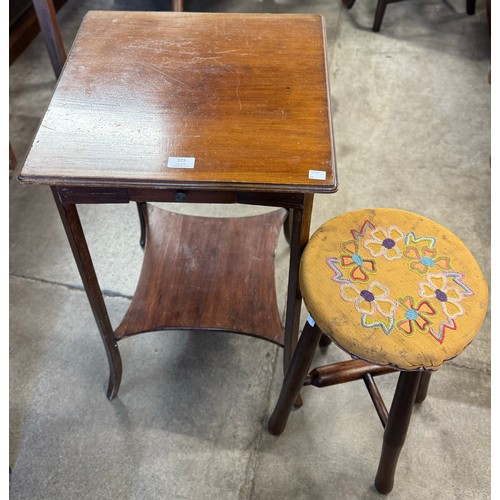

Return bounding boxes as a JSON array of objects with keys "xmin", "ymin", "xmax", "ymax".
[
  {"xmin": 172, "ymin": 0, "xmax": 184, "ymax": 12},
  {"xmin": 283, "ymin": 194, "xmax": 313, "ymax": 406},
  {"xmin": 51, "ymin": 187, "xmax": 122, "ymax": 400}
]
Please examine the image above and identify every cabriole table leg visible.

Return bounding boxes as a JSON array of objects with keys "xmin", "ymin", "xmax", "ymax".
[{"xmin": 51, "ymin": 187, "xmax": 122, "ymax": 400}]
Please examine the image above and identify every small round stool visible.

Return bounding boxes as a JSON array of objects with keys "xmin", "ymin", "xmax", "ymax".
[{"xmin": 268, "ymin": 208, "xmax": 488, "ymax": 494}]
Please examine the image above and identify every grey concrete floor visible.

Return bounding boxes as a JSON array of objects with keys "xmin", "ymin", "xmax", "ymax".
[{"xmin": 9, "ymin": 0, "xmax": 491, "ymax": 499}]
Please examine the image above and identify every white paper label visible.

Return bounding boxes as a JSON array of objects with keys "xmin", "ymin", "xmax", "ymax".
[
  {"xmin": 308, "ymin": 170, "xmax": 326, "ymax": 180},
  {"xmin": 167, "ymin": 157, "xmax": 195, "ymax": 169}
]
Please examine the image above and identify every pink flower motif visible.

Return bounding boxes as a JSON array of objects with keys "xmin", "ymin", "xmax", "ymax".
[
  {"xmin": 340, "ymin": 281, "xmax": 397, "ymax": 334},
  {"xmin": 419, "ymin": 273, "xmax": 465, "ymax": 320},
  {"xmin": 363, "ymin": 226, "xmax": 406, "ymax": 261}
]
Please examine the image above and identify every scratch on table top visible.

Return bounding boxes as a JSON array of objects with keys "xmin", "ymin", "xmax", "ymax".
[{"xmin": 235, "ymin": 78, "xmax": 242, "ymax": 110}]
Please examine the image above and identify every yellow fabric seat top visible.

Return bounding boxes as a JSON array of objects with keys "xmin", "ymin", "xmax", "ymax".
[{"xmin": 300, "ymin": 208, "xmax": 488, "ymax": 371}]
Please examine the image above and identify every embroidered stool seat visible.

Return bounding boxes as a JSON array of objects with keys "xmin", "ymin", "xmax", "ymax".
[{"xmin": 268, "ymin": 208, "xmax": 488, "ymax": 494}]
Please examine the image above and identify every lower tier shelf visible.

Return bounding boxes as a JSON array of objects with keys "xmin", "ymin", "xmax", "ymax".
[{"xmin": 114, "ymin": 204, "xmax": 287, "ymax": 345}]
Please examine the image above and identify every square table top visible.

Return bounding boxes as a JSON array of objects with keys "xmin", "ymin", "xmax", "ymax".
[{"xmin": 18, "ymin": 11, "xmax": 337, "ymax": 193}]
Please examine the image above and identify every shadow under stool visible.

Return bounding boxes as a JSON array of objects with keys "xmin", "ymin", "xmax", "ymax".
[{"xmin": 268, "ymin": 207, "xmax": 488, "ymax": 494}]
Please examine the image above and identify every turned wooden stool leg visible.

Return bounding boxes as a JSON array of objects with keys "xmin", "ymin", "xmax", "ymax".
[
  {"xmin": 415, "ymin": 371, "xmax": 432, "ymax": 404},
  {"xmin": 319, "ymin": 333, "xmax": 333, "ymax": 347},
  {"xmin": 268, "ymin": 319, "xmax": 323, "ymax": 435},
  {"xmin": 375, "ymin": 370, "xmax": 422, "ymax": 494}
]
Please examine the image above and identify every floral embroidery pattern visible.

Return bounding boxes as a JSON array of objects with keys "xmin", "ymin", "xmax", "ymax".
[
  {"xmin": 327, "ymin": 220, "xmax": 474, "ymax": 343},
  {"xmin": 326, "ymin": 257, "xmax": 350, "ymax": 284},
  {"xmin": 339, "ymin": 240, "xmax": 376, "ymax": 281},
  {"xmin": 364, "ymin": 226, "xmax": 406, "ymax": 261},
  {"xmin": 419, "ymin": 273, "xmax": 466, "ymax": 320},
  {"xmin": 340, "ymin": 281, "xmax": 397, "ymax": 334},
  {"xmin": 396, "ymin": 296, "xmax": 437, "ymax": 336},
  {"xmin": 403, "ymin": 246, "xmax": 451, "ymax": 275}
]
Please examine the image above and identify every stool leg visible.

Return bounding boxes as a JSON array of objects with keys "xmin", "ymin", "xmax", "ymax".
[
  {"xmin": 373, "ymin": 0, "xmax": 389, "ymax": 32},
  {"xmin": 415, "ymin": 371, "xmax": 432, "ymax": 404},
  {"xmin": 268, "ymin": 321, "xmax": 323, "ymax": 435},
  {"xmin": 375, "ymin": 371, "xmax": 422, "ymax": 494},
  {"xmin": 319, "ymin": 333, "xmax": 333, "ymax": 347}
]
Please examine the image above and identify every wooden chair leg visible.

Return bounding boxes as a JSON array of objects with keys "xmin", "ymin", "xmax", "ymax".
[
  {"xmin": 373, "ymin": 0, "xmax": 389, "ymax": 32},
  {"xmin": 374, "ymin": 371, "xmax": 422, "ymax": 494},
  {"xmin": 415, "ymin": 371, "xmax": 432, "ymax": 404},
  {"xmin": 268, "ymin": 319, "xmax": 323, "ymax": 435}
]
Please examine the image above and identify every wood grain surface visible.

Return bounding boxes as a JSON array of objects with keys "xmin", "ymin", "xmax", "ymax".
[
  {"xmin": 19, "ymin": 11, "xmax": 337, "ymax": 193},
  {"xmin": 115, "ymin": 205, "xmax": 287, "ymax": 344}
]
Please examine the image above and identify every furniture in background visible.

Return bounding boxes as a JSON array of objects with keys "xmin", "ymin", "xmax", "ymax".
[
  {"xmin": 10, "ymin": 1, "xmax": 183, "ymax": 176},
  {"xmin": 9, "ymin": 0, "xmax": 69, "ymax": 65},
  {"xmin": 18, "ymin": 9, "xmax": 337, "ymax": 400},
  {"xmin": 268, "ymin": 208, "xmax": 488, "ymax": 493},
  {"xmin": 29, "ymin": 0, "xmax": 185, "ymax": 79},
  {"xmin": 10, "ymin": 0, "xmax": 185, "ymax": 66},
  {"xmin": 341, "ymin": 0, "xmax": 477, "ymax": 32}
]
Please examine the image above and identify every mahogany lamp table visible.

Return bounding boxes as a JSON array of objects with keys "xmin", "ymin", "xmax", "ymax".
[{"xmin": 18, "ymin": 11, "xmax": 337, "ymax": 399}]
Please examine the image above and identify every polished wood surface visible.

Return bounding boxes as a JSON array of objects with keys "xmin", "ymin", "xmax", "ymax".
[
  {"xmin": 115, "ymin": 204, "xmax": 287, "ymax": 344},
  {"xmin": 19, "ymin": 11, "xmax": 336, "ymax": 193},
  {"xmin": 304, "ymin": 359, "xmax": 396, "ymax": 387}
]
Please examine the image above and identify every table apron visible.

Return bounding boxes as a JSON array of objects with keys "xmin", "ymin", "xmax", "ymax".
[{"xmin": 54, "ymin": 186, "xmax": 308, "ymax": 209}]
